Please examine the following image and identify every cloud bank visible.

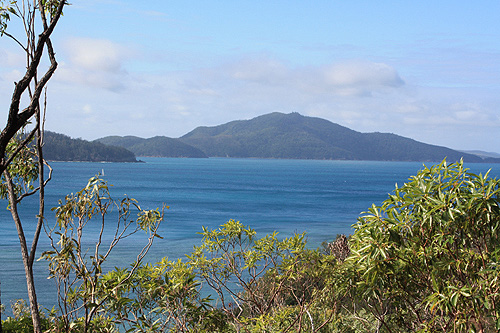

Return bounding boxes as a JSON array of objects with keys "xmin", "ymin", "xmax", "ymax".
[{"xmin": 1, "ymin": 35, "xmax": 497, "ymax": 152}]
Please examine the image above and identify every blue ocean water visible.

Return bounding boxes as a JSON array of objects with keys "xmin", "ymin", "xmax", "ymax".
[{"xmin": 1, "ymin": 158, "xmax": 499, "ymax": 312}]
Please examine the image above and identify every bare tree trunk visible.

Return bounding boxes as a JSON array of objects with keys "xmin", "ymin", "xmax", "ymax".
[
  {"xmin": 5, "ymin": 172, "xmax": 42, "ymax": 333},
  {"xmin": 0, "ymin": 1, "xmax": 66, "ymax": 331}
]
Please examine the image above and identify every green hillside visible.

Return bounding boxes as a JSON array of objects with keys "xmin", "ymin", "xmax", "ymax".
[
  {"xmin": 44, "ymin": 132, "xmax": 138, "ymax": 162},
  {"xmin": 179, "ymin": 112, "xmax": 487, "ymax": 162},
  {"xmin": 96, "ymin": 136, "xmax": 208, "ymax": 158}
]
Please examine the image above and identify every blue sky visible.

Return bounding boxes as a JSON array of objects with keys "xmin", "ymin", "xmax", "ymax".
[{"xmin": 1, "ymin": 0, "xmax": 500, "ymax": 152}]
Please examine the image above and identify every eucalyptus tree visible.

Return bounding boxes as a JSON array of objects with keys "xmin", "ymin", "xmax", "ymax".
[
  {"xmin": 0, "ymin": 1, "xmax": 66, "ymax": 332},
  {"xmin": 42, "ymin": 175, "xmax": 166, "ymax": 333}
]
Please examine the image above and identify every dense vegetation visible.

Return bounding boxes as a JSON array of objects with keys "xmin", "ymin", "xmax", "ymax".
[
  {"xmin": 44, "ymin": 132, "xmax": 138, "ymax": 162},
  {"xmin": 94, "ymin": 113, "xmax": 497, "ymax": 162},
  {"xmin": 2, "ymin": 160, "xmax": 499, "ymax": 332},
  {"xmin": 75, "ymin": 110, "xmax": 490, "ymax": 161},
  {"xmin": 180, "ymin": 112, "xmax": 490, "ymax": 162},
  {"xmin": 96, "ymin": 135, "xmax": 208, "ymax": 158}
]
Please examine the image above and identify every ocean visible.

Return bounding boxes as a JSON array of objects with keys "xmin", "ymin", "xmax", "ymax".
[{"xmin": 1, "ymin": 157, "xmax": 499, "ymax": 313}]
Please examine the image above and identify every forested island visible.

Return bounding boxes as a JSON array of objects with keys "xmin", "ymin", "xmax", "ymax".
[
  {"xmin": 96, "ymin": 112, "xmax": 500, "ymax": 162},
  {"xmin": 43, "ymin": 131, "xmax": 138, "ymax": 162},
  {"xmin": 97, "ymin": 135, "xmax": 208, "ymax": 158},
  {"xmin": 42, "ymin": 113, "xmax": 500, "ymax": 162}
]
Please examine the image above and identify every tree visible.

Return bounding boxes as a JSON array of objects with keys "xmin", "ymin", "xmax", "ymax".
[
  {"xmin": 78, "ymin": 220, "xmax": 345, "ymax": 332},
  {"xmin": 0, "ymin": 0, "xmax": 65, "ymax": 172},
  {"xmin": 186, "ymin": 220, "xmax": 316, "ymax": 331},
  {"xmin": 0, "ymin": 1, "xmax": 66, "ymax": 332},
  {"xmin": 80, "ymin": 219, "xmax": 368, "ymax": 333},
  {"xmin": 346, "ymin": 160, "xmax": 500, "ymax": 332},
  {"xmin": 41, "ymin": 175, "xmax": 165, "ymax": 333}
]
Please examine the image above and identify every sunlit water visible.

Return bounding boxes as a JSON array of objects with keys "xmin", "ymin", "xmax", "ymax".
[{"xmin": 1, "ymin": 157, "xmax": 499, "ymax": 313}]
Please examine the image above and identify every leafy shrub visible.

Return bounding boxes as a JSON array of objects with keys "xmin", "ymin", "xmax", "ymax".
[
  {"xmin": 347, "ymin": 160, "xmax": 500, "ymax": 332},
  {"xmin": 1, "ymin": 300, "xmax": 51, "ymax": 333}
]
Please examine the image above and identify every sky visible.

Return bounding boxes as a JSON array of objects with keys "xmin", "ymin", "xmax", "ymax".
[{"xmin": 1, "ymin": 0, "xmax": 500, "ymax": 153}]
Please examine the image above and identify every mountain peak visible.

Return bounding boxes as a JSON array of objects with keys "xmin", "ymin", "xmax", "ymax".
[
  {"xmin": 179, "ymin": 112, "xmax": 485, "ymax": 162},
  {"xmin": 94, "ymin": 112, "xmax": 496, "ymax": 162}
]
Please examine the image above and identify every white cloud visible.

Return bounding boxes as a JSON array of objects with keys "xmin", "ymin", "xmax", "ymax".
[
  {"xmin": 40, "ymin": 53, "xmax": 500, "ymax": 152},
  {"xmin": 0, "ymin": 48, "xmax": 29, "ymax": 90},
  {"xmin": 323, "ymin": 61, "xmax": 404, "ymax": 96},
  {"xmin": 82, "ymin": 104, "xmax": 93, "ymax": 114},
  {"xmin": 55, "ymin": 37, "xmax": 131, "ymax": 91},
  {"xmin": 65, "ymin": 37, "xmax": 126, "ymax": 72}
]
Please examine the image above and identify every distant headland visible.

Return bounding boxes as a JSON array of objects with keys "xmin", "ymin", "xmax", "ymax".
[
  {"xmin": 95, "ymin": 112, "xmax": 500, "ymax": 163},
  {"xmin": 45, "ymin": 112, "xmax": 500, "ymax": 163}
]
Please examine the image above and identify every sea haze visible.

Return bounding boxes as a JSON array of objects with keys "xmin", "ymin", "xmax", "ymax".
[{"xmin": 1, "ymin": 158, "xmax": 499, "ymax": 312}]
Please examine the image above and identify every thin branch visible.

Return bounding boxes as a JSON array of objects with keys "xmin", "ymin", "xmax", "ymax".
[
  {"xmin": 2, "ymin": 30, "xmax": 27, "ymax": 50},
  {"xmin": 28, "ymin": 90, "xmax": 49, "ymax": 266}
]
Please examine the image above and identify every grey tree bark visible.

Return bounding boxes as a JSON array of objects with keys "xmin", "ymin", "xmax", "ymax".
[{"xmin": 0, "ymin": 1, "xmax": 66, "ymax": 332}]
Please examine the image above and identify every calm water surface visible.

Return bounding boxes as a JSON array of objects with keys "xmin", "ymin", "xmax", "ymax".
[{"xmin": 1, "ymin": 158, "xmax": 499, "ymax": 311}]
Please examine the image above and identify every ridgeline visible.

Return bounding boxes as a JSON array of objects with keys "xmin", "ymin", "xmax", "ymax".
[
  {"xmin": 100, "ymin": 112, "xmax": 499, "ymax": 163},
  {"xmin": 179, "ymin": 112, "xmax": 487, "ymax": 162},
  {"xmin": 55, "ymin": 112, "xmax": 499, "ymax": 163},
  {"xmin": 44, "ymin": 131, "xmax": 138, "ymax": 162},
  {"xmin": 96, "ymin": 136, "xmax": 207, "ymax": 158}
]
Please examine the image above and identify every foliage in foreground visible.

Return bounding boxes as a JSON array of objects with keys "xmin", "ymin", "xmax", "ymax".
[
  {"xmin": 1, "ymin": 300, "xmax": 51, "ymax": 333},
  {"xmin": 2, "ymin": 160, "xmax": 500, "ymax": 332},
  {"xmin": 347, "ymin": 160, "xmax": 500, "ymax": 332}
]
